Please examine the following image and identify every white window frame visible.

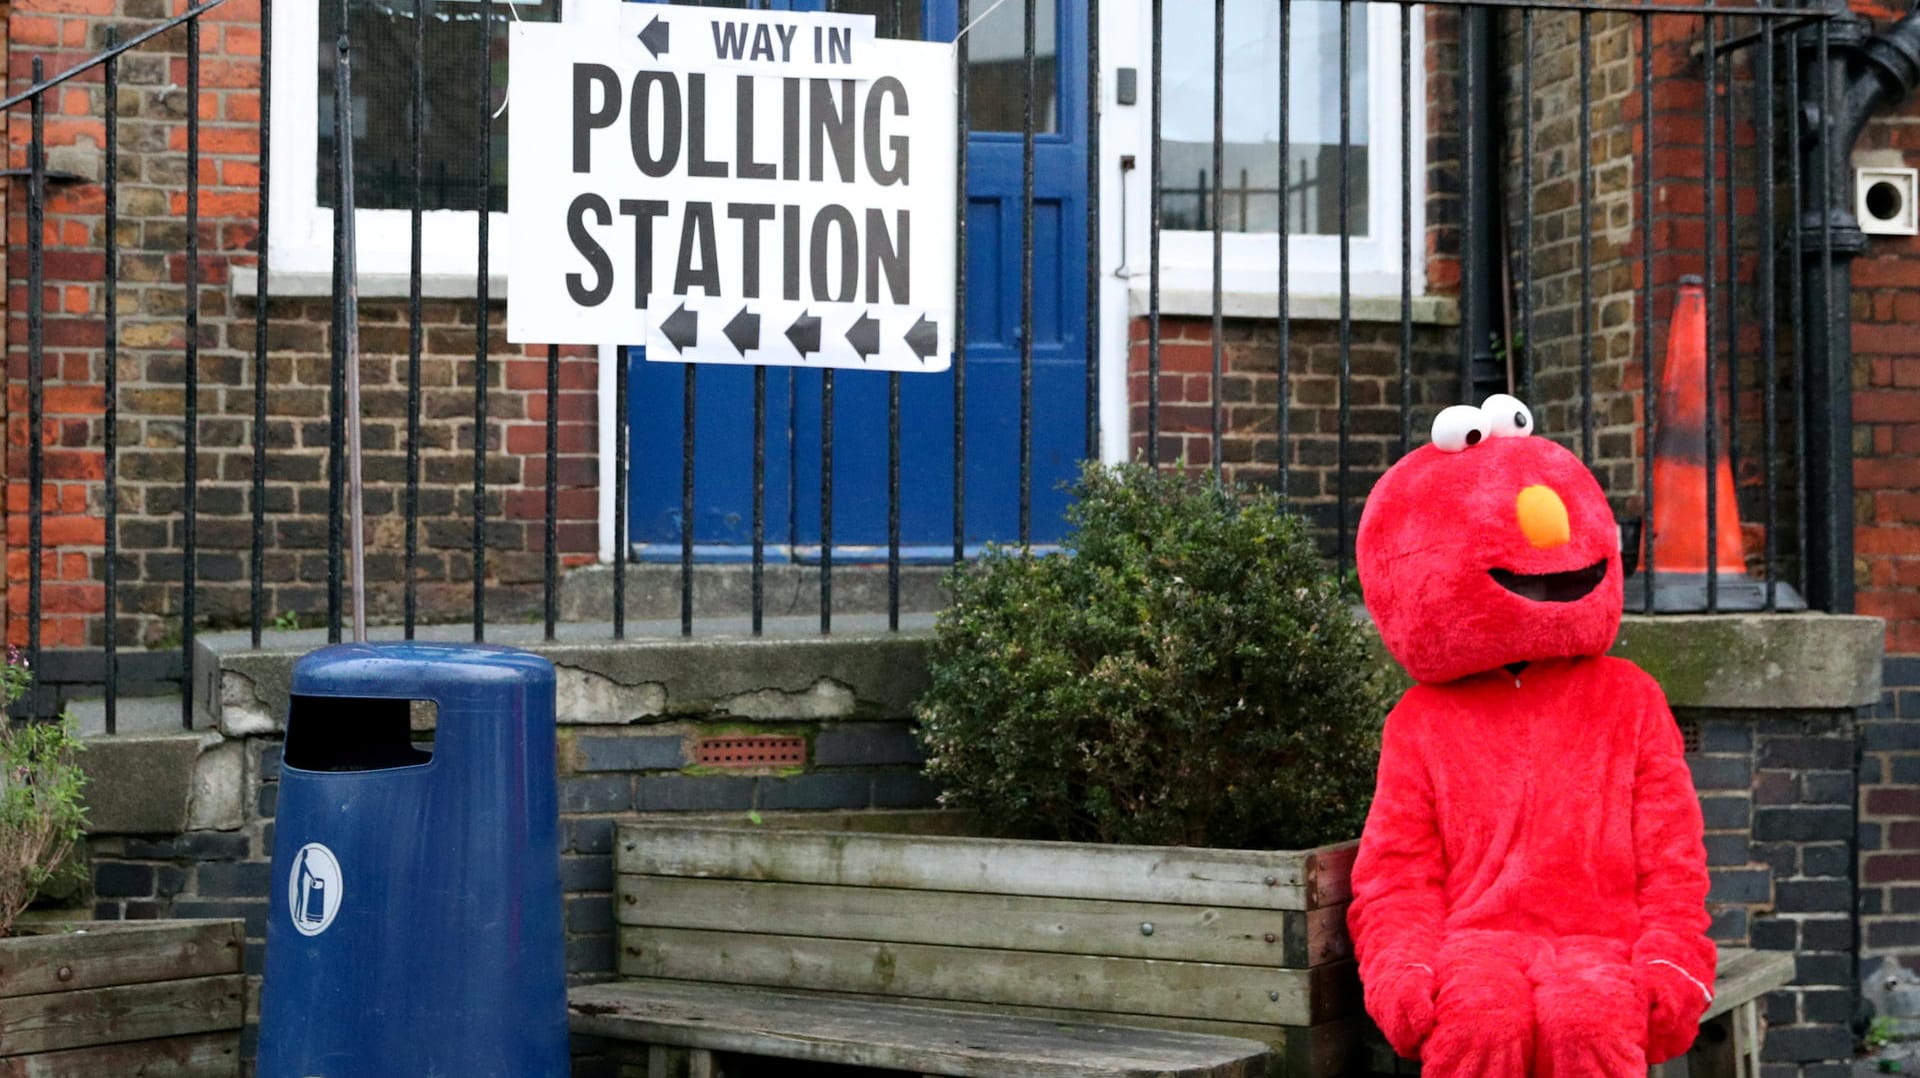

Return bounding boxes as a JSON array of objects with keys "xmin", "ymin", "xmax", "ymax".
[
  {"xmin": 267, "ymin": 0, "xmax": 580, "ymax": 290},
  {"xmin": 1131, "ymin": 0, "xmax": 1425, "ymax": 309}
]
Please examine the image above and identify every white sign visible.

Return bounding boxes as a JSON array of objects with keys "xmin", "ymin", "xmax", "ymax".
[
  {"xmin": 507, "ymin": 7, "xmax": 958, "ymax": 373},
  {"xmin": 288, "ymin": 843, "xmax": 342, "ymax": 937}
]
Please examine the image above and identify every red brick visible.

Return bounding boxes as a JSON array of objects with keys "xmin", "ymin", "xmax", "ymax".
[
  {"xmin": 1870, "ymin": 787, "xmax": 1920, "ymax": 816},
  {"xmin": 1867, "ymin": 853, "xmax": 1920, "ymax": 885}
]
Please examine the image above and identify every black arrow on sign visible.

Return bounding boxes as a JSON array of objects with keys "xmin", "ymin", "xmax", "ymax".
[
  {"xmin": 660, "ymin": 303, "xmax": 699, "ymax": 354},
  {"xmin": 846, "ymin": 311, "xmax": 881, "ymax": 362},
  {"xmin": 905, "ymin": 315, "xmax": 939, "ymax": 363},
  {"xmin": 724, "ymin": 306, "xmax": 761, "ymax": 356},
  {"xmin": 638, "ymin": 15, "xmax": 670, "ymax": 59},
  {"xmin": 786, "ymin": 310, "xmax": 822, "ymax": 358}
]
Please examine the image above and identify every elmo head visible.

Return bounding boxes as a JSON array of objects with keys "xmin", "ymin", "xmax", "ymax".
[{"xmin": 1357, "ymin": 395, "xmax": 1624, "ymax": 684}]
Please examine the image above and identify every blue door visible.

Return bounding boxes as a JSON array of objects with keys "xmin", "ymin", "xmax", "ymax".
[{"xmin": 627, "ymin": 0, "xmax": 1090, "ymax": 561}]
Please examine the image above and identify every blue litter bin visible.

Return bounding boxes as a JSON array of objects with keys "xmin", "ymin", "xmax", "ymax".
[{"xmin": 257, "ymin": 642, "xmax": 567, "ymax": 1077}]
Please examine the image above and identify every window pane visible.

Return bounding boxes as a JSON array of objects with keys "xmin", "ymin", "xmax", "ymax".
[
  {"xmin": 966, "ymin": 0, "xmax": 1058, "ymax": 133},
  {"xmin": 317, "ymin": 0, "xmax": 560, "ymax": 215},
  {"xmin": 1158, "ymin": 0, "xmax": 1368, "ymax": 236}
]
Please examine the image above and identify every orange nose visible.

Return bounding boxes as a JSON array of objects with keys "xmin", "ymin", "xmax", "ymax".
[{"xmin": 1517, "ymin": 485, "xmax": 1571, "ymax": 549}]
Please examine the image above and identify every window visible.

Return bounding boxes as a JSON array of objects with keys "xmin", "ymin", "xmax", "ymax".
[
  {"xmin": 270, "ymin": 1, "xmax": 571, "ymax": 287},
  {"xmin": 1147, "ymin": 0, "xmax": 1421, "ymax": 302}
]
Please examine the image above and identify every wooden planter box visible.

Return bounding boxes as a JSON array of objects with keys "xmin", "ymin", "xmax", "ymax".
[
  {"xmin": 0, "ymin": 919, "xmax": 244, "ymax": 1077},
  {"xmin": 614, "ymin": 811, "xmax": 1362, "ymax": 1076}
]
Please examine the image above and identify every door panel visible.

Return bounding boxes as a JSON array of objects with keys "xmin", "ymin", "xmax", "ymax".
[{"xmin": 625, "ymin": 0, "xmax": 1089, "ymax": 560}]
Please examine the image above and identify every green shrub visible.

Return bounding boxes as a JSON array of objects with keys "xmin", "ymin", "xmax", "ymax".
[
  {"xmin": 0, "ymin": 652, "xmax": 86, "ymax": 936},
  {"xmin": 916, "ymin": 463, "xmax": 1391, "ymax": 850}
]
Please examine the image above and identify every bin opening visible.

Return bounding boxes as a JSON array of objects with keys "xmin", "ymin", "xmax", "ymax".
[{"xmin": 285, "ymin": 694, "xmax": 434, "ymax": 772}]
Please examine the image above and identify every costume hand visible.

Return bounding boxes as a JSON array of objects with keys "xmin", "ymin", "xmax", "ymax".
[
  {"xmin": 1366, "ymin": 962, "xmax": 1438, "ymax": 1059},
  {"xmin": 1636, "ymin": 961, "xmax": 1711, "ymax": 1064}
]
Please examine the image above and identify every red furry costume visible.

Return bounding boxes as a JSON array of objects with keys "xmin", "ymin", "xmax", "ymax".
[{"xmin": 1349, "ymin": 396, "xmax": 1715, "ymax": 1076}]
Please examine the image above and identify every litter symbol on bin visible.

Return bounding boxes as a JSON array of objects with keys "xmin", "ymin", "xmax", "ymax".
[{"xmin": 288, "ymin": 843, "xmax": 342, "ymax": 937}]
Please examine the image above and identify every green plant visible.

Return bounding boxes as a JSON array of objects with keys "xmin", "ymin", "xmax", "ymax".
[
  {"xmin": 0, "ymin": 650, "xmax": 86, "ymax": 936},
  {"xmin": 271, "ymin": 610, "xmax": 301, "ymax": 632},
  {"xmin": 915, "ymin": 462, "xmax": 1392, "ymax": 850}
]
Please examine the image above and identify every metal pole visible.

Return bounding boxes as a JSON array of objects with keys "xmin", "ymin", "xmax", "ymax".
[{"xmin": 335, "ymin": 2, "xmax": 366, "ymax": 642}]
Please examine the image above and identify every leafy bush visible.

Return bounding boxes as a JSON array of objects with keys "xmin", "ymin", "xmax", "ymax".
[
  {"xmin": 916, "ymin": 463, "xmax": 1390, "ymax": 850},
  {"xmin": 0, "ymin": 652, "xmax": 86, "ymax": 936}
]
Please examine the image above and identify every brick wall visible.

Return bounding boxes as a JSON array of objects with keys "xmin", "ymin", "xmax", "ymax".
[
  {"xmin": 1861, "ymin": 656, "xmax": 1920, "ymax": 1030},
  {"xmin": 2, "ymin": 0, "xmax": 600, "ymax": 649}
]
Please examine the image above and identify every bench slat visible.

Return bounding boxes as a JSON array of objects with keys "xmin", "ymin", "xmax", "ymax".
[
  {"xmin": 570, "ymin": 980, "xmax": 1270, "ymax": 1078},
  {"xmin": 619, "ymin": 874, "xmax": 1350, "ymax": 969},
  {"xmin": 622, "ymin": 925, "xmax": 1346, "ymax": 1026},
  {"xmin": 1703, "ymin": 949, "xmax": 1794, "ymax": 1022}
]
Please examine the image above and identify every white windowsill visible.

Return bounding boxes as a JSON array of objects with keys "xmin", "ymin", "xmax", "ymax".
[
  {"xmin": 1128, "ymin": 283, "xmax": 1460, "ymax": 326},
  {"xmin": 231, "ymin": 266, "xmax": 508, "ymax": 301}
]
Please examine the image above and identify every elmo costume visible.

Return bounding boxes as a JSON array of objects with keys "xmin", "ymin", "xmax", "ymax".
[{"xmin": 1348, "ymin": 395, "xmax": 1714, "ymax": 1076}]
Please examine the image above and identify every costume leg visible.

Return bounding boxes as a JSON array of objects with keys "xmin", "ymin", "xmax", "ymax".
[
  {"xmin": 1420, "ymin": 930, "xmax": 1539, "ymax": 1078},
  {"xmin": 1530, "ymin": 936, "xmax": 1648, "ymax": 1078}
]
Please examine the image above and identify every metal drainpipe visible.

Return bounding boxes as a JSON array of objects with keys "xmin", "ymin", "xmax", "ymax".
[
  {"xmin": 1798, "ymin": 6, "xmax": 1920, "ymax": 613},
  {"xmin": 1462, "ymin": 6, "xmax": 1504, "ymax": 404}
]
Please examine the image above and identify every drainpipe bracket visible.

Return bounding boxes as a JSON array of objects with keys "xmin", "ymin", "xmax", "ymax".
[{"xmin": 1798, "ymin": 210, "xmax": 1869, "ymax": 257}]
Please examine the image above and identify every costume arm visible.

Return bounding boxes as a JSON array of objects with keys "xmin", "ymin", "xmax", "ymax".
[
  {"xmin": 1349, "ymin": 696, "xmax": 1448, "ymax": 986},
  {"xmin": 1628, "ymin": 682, "xmax": 1715, "ymax": 992}
]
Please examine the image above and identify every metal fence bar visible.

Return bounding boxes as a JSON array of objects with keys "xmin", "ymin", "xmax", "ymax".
[
  {"xmin": 1640, "ymin": 10, "xmax": 1657, "ymax": 612},
  {"xmin": 753, "ymin": 366, "xmax": 766, "ymax": 636},
  {"xmin": 953, "ymin": 0, "xmax": 970, "ymax": 564},
  {"xmin": 1789, "ymin": 25, "xmax": 1806, "ymax": 602},
  {"xmin": 1723, "ymin": 29, "xmax": 1741, "ymax": 533},
  {"xmin": 473, "ymin": 2, "xmax": 493, "ymax": 642},
  {"xmin": 336, "ymin": 3, "xmax": 364, "ymax": 646},
  {"xmin": 104, "ymin": 39, "xmax": 120, "ymax": 732},
  {"xmin": 1520, "ymin": 7, "xmax": 1535, "ymax": 401},
  {"xmin": 406, "ymin": 0, "xmax": 425, "ymax": 640},
  {"xmin": 1336, "ymin": 0, "xmax": 1354, "ymax": 579},
  {"xmin": 683, "ymin": 366, "xmax": 696, "ymax": 635},
  {"xmin": 27, "ymin": 57, "xmax": 45, "ymax": 678},
  {"xmin": 183, "ymin": 18, "xmax": 203, "ymax": 726},
  {"xmin": 249, "ymin": 4, "xmax": 269, "ymax": 649},
  {"xmin": 615, "ymin": 341, "xmax": 629, "ymax": 640},
  {"xmin": 1814, "ymin": 18, "xmax": 1835, "ymax": 611},
  {"xmin": 1457, "ymin": 8, "xmax": 1476, "ymax": 399},
  {"xmin": 1086, "ymin": 0, "xmax": 1102, "ymax": 460},
  {"xmin": 1019, "ymin": 0, "xmax": 1037, "ymax": 541},
  {"xmin": 1399, "ymin": 1, "xmax": 1414, "ymax": 455},
  {"xmin": 820, "ymin": 370, "xmax": 834, "ymax": 632},
  {"xmin": 1209, "ymin": 0, "xmax": 1226, "ymax": 480},
  {"xmin": 1759, "ymin": 19, "xmax": 1779, "ymax": 608},
  {"xmin": 1277, "ymin": 0, "xmax": 1291, "ymax": 500},
  {"xmin": 889, "ymin": 371, "xmax": 901, "ymax": 631},
  {"xmin": 1704, "ymin": 6, "xmax": 1719, "ymax": 611},
  {"xmin": 545, "ymin": 343, "xmax": 558, "ymax": 641},
  {"xmin": 1148, "ymin": 0, "xmax": 1163, "ymax": 467},
  {"xmin": 1578, "ymin": 10, "xmax": 1594, "ymax": 464},
  {"xmin": 327, "ymin": 17, "xmax": 346, "ymax": 644}
]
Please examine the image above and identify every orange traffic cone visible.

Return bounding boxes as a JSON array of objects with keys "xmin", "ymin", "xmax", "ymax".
[{"xmin": 1623, "ymin": 276, "xmax": 1805, "ymax": 612}]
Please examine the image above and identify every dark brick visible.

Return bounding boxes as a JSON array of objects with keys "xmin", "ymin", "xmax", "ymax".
[
  {"xmin": 244, "ymin": 941, "xmax": 265, "ymax": 977},
  {"xmin": 1752, "ymin": 841, "xmax": 1799, "ymax": 878},
  {"xmin": 814, "ymin": 726, "xmax": 926, "ymax": 768},
  {"xmin": 1697, "ymin": 723, "xmax": 1751, "ymax": 754},
  {"xmin": 1891, "ymin": 886, "xmax": 1920, "ymax": 914},
  {"xmin": 1892, "ymin": 756, "xmax": 1920, "ymax": 785},
  {"xmin": 1801, "ymin": 771, "xmax": 1853, "ymax": 805},
  {"xmin": 1903, "ymin": 691, "xmax": 1920, "ymax": 720},
  {"xmin": 1861, "ymin": 821, "xmax": 1884, "ymax": 851},
  {"xmin": 1699, "ymin": 795, "xmax": 1750, "ymax": 831},
  {"xmin": 155, "ymin": 865, "xmax": 187, "ymax": 898},
  {"xmin": 257, "ymin": 783, "xmax": 278, "ymax": 819},
  {"xmin": 872, "ymin": 770, "xmax": 940, "ymax": 808},
  {"xmin": 1861, "ymin": 889, "xmax": 1885, "ymax": 916},
  {"xmin": 1802, "ymin": 843, "xmax": 1850, "ymax": 878},
  {"xmin": 1794, "ymin": 952, "xmax": 1851, "ymax": 986},
  {"xmin": 758, "ymin": 772, "xmax": 872, "ymax": 811},
  {"xmin": 560, "ymin": 776, "xmax": 632, "ymax": 814},
  {"xmin": 1885, "ymin": 656, "xmax": 1920, "ymax": 687},
  {"xmin": 574, "ymin": 736, "xmax": 686, "ymax": 773},
  {"xmin": 1760, "ymin": 1024, "xmax": 1854, "ymax": 1063},
  {"xmin": 566, "ymin": 895, "xmax": 615, "ymax": 936},
  {"xmin": 1764, "ymin": 993, "xmax": 1798, "ymax": 1027},
  {"xmin": 123, "ymin": 901, "xmax": 163, "ymax": 920},
  {"xmin": 1758, "ymin": 736, "xmax": 1854, "ymax": 771},
  {"xmin": 1860, "ymin": 755, "xmax": 1885, "ymax": 785},
  {"xmin": 634, "ymin": 774, "xmax": 754, "ymax": 812},
  {"xmin": 1751, "ymin": 770, "xmax": 1798, "ymax": 806},
  {"xmin": 258, "ymin": 743, "xmax": 283, "ymax": 782},
  {"xmin": 92, "ymin": 901, "xmax": 121, "ymax": 920},
  {"xmin": 1863, "ymin": 721, "xmax": 1920, "ymax": 752},
  {"xmin": 566, "ymin": 934, "xmax": 615, "ymax": 976},
  {"xmin": 93, "ymin": 862, "xmax": 153, "ymax": 898},
  {"xmin": 1750, "ymin": 917, "xmax": 1797, "ymax": 951},
  {"xmin": 1803, "ymin": 1063, "xmax": 1854, "ymax": 1078},
  {"xmin": 570, "ymin": 817, "xmax": 615, "ymax": 855},
  {"xmin": 1687, "ymin": 755, "xmax": 1750, "ymax": 790},
  {"xmin": 1708, "ymin": 868, "xmax": 1773, "ymax": 904},
  {"xmin": 123, "ymin": 831, "xmax": 253, "ymax": 862},
  {"xmin": 560, "ymin": 855, "xmax": 614, "ymax": 894},
  {"xmin": 197, "ymin": 861, "xmax": 272, "ymax": 899},
  {"xmin": 1708, "ymin": 906, "xmax": 1748, "ymax": 942},
  {"xmin": 1800, "ymin": 917, "xmax": 1854, "ymax": 951},
  {"xmin": 172, "ymin": 899, "xmax": 269, "ymax": 938},
  {"xmin": 1703, "ymin": 834, "xmax": 1749, "ymax": 866},
  {"xmin": 1800, "ymin": 989, "xmax": 1854, "ymax": 1025},
  {"xmin": 1868, "ymin": 920, "xmax": 1920, "ymax": 949},
  {"xmin": 1777, "ymin": 879, "xmax": 1851, "ymax": 914},
  {"xmin": 1753, "ymin": 807, "xmax": 1852, "ymax": 843}
]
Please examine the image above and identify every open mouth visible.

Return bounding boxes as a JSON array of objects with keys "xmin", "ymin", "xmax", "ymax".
[{"xmin": 1489, "ymin": 560, "xmax": 1609, "ymax": 603}]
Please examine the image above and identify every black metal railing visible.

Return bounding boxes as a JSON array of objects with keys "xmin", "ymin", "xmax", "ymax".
[{"xmin": 2, "ymin": 0, "xmax": 1879, "ymax": 731}]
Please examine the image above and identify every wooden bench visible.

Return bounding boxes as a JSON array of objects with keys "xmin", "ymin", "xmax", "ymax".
[
  {"xmin": 1648, "ymin": 948, "xmax": 1797, "ymax": 1078},
  {"xmin": 571, "ymin": 978, "xmax": 1273, "ymax": 1077}
]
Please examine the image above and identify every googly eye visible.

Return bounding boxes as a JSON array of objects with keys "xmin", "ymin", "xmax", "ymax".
[
  {"xmin": 1481, "ymin": 394, "xmax": 1534, "ymax": 439},
  {"xmin": 1431, "ymin": 405, "xmax": 1490, "ymax": 453}
]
